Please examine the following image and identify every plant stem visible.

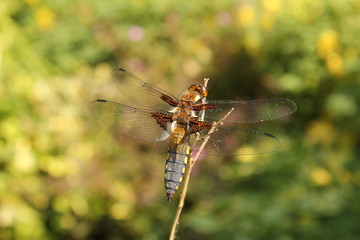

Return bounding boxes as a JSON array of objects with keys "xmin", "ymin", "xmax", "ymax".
[{"xmin": 168, "ymin": 108, "xmax": 234, "ymax": 240}]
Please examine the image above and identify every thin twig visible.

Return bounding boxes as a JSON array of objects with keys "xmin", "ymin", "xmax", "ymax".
[
  {"xmin": 168, "ymin": 107, "xmax": 234, "ymax": 240},
  {"xmin": 203, "ymin": 78, "xmax": 209, "ymax": 88}
]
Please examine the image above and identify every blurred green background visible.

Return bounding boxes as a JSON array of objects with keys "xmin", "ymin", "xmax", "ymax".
[{"xmin": 1, "ymin": 0, "xmax": 360, "ymax": 239}]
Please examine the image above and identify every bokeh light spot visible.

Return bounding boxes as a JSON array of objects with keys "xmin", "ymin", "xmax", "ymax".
[
  {"xmin": 11, "ymin": 139, "xmax": 37, "ymax": 174},
  {"xmin": 306, "ymin": 120, "xmax": 336, "ymax": 146},
  {"xmin": 317, "ymin": 30, "xmax": 339, "ymax": 59},
  {"xmin": 278, "ymin": 74, "xmax": 304, "ymax": 92},
  {"xmin": 311, "ymin": 168, "xmax": 332, "ymax": 186},
  {"xmin": 325, "ymin": 52, "xmax": 344, "ymax": 76},
  {"xmin": 325, "ymin": 93, "xmax": 357, "ymax": 117},
  {"xmin": 0, "ymin": 206, "xmax": 15, "ymax": 227},
  {"xmin": 237, "ymin": 5, "xmax": 254, "ymax": 27},
  {"xmin": 110, "ymin": 202, "xmax": 134, "ymax": 220},
  {"xmin": 216, "ymin": 11, "xmax": 232, "ymax": 26},
  {"xmin": 262, "ymin": 0, "xmax": 281, "ymax": 14},
  {"xmin": 128, "ymin": 25, "xmax": 145, "ymax": 42},
  {"xmin": 35, "ymin": 6, "xmax": 55, "ymax": 32}
]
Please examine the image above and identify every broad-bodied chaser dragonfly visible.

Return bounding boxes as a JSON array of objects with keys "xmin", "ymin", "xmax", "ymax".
[{"xmin": 90, "ymin": 68, "xmax": 297, "ymax": 201}]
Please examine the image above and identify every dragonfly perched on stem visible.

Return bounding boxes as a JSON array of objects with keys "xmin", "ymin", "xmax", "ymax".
[{"xmin": 89, "ymin": 68, "xmax": 297, "ymax": 201}]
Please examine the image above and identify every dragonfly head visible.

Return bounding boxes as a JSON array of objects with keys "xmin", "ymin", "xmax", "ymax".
[
  {"xmin": 181, "ymin": 84, "xmax": 208, "ymax": 102},
  {"xmin": 188, "ymin": 84, "xmax": 208, "ymax": 98}
]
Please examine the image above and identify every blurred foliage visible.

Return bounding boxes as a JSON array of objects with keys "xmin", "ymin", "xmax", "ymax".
[{"xmin": 1, "ymin": 0, "xmax": 360, "ymax": 239}]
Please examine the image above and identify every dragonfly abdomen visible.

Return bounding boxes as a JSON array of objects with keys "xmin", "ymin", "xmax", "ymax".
[{"xmin": 164, "ymin": 144, "xmax": 190, "ymax": 201}]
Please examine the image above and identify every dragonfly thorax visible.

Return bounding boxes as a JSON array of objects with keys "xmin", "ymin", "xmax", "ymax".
[{"xmin": 171, "ymin": 106, "xmax": 192, "ymax": 122}]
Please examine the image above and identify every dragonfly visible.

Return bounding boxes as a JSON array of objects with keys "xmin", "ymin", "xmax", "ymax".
[{"xmin": 90, "ymin": 68, "xmax": 297, "ymax": 201}]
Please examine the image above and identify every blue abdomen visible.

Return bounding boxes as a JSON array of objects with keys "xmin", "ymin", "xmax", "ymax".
[{"xmin": 164, "ymin": 143, "xmax": 190, "ymax": 201}]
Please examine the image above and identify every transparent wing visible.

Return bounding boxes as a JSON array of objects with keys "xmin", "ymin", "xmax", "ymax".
[
  {"xmin": 193, "ymin": 126, "xmax": 281, "ymax": 156},
  {"xmin": 203, "ymin": 98, "xmax": 297, "ymax": 123},
  {"xmin": 89, "ymin": 99, "xmax": 171, "ymax": 141},
  {"xmin": 113, "ymin": 68, "xmax": 179, "ymax": 111}
]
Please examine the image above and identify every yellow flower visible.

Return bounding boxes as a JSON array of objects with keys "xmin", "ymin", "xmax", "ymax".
[
  {"xmin": 24, "ymin": 0, "xmax": 40, "ymax": 6},
  {"xmin": 326, "ymin": 52, "xmax": 344, "ymax": 76},
  {"xmin": 305, "ymin": 120, "xmax": 336, "ymax": 146},
  {"xmin": 261, "ymin": 14, "xmax": 275, "ymax": 30},
  {"xmin": 35, "ymin": 6, "xmax": 55, "ymax": 32},
  {"xmin": 262, "ymin": 0, "xmax": 281, "ymax": 14},
  {"xmin": 317, "ymin": 30, "xmax": 339, "ymax": 59},
  {"xmin": 316, "ymin": 30, "xmax": 344, "ymax": 76},
  {"xmin": 237, "ymin": 5, "xmax": 254, "ymax": 27},
  {"xmin": 311, "ymin": 168, "xmax": 332, "ymax": 186}
]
